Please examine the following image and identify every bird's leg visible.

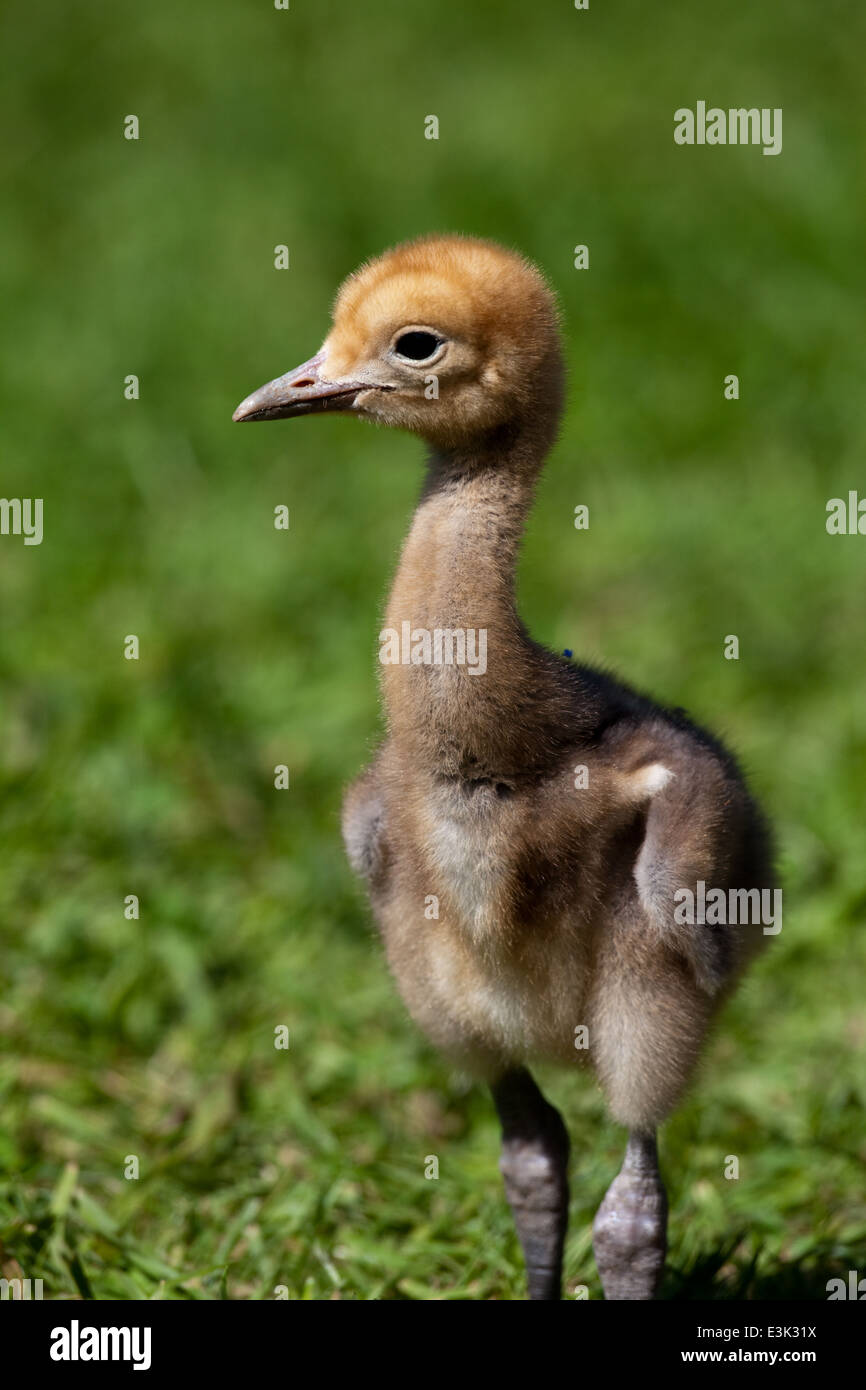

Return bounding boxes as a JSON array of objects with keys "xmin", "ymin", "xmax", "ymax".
[
  {"xmin": 592, "ymin": 1130, "xmax": 667, "ymax": 1300},
  {"xmin": 491, "ymin": 1068, "xmax": 570, "ymax": 1301}
]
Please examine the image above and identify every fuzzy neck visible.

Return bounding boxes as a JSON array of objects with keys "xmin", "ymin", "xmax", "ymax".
[{"xmin": 381, "ymin": 422, "xmax": 570, "ymax": 781}]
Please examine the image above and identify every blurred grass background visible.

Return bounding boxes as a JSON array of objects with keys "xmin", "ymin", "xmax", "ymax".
[{"xmin": 0, "ymin": 0, "xmax": 864, "ymax": 1299}]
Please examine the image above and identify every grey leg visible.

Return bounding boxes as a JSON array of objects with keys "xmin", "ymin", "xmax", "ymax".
[
  {"xmin": 593, "ymin": 1131, "xmax": 667, "ymax": 1300},
  {"xmin": 492, "ymin": 1068, "xmax": 570, "ymax": 1301}
]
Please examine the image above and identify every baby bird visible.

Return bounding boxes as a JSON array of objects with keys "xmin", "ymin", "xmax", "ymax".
[{"xmin": 233, "ymin": 235, "xmax": 773, "ymax": 1300}]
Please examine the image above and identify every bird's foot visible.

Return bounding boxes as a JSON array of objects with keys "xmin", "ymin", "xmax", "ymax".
[
  {"xmin": 592, "ymin": 1132, "xmax": 667, "ymax": 1300},
  {"xmin": 493, "ymin": 1069, "xmax": 570, "ymax": 1301}
]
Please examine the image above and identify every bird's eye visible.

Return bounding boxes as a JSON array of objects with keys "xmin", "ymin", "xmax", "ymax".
[{"xmin": 393, "ymin": 331, "xmax": 442, "ymax": 362}]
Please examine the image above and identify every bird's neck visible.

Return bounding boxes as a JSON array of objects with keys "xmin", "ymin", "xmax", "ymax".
[{"xmin": 381, "ymin": 425, "xmax": 565, "ymax": 780}]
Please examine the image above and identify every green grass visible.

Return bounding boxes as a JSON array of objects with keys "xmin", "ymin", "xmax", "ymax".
[{"xmin": 1, "ymin": 0, "xmax": 865, "ymax": 1298}]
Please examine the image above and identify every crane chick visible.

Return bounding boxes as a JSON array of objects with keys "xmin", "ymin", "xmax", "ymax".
[{"xmin": 234, "ymin": 235, "xmax": 774, "ymax": 1300}]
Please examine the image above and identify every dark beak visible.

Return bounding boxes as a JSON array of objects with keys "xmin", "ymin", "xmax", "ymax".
[{"xmin": 232, "ymin": 352, "xmax": 376, "ymax": 422}]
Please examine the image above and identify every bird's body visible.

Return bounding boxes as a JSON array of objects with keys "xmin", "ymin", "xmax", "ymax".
[
  {"xmin": 344, "ymin": 460, "xmax": 769, "ymax": 1132},
  {"xmin": 234, "ymin": 234, "xmax": 774, "ymax": 1298}
]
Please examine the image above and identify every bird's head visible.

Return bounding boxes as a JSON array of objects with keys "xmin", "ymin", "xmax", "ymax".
[{"xmin": 232, "ymin": 235, "xmax": 564, "ymax": 451}]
